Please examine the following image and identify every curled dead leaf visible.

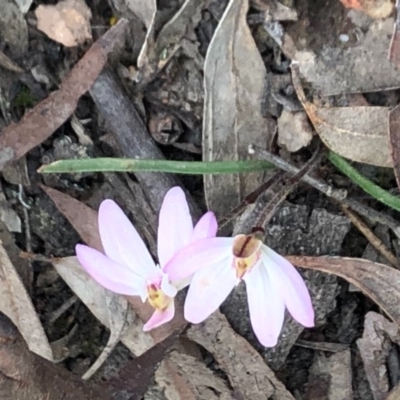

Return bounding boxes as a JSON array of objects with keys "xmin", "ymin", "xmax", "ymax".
[
  {"xmin": 291, "ymin": 67, "xmax": 392, "ymax": 167},
  {"xmin": 287, "ymin": 256, "xmax": 400, "ymax": 328}
]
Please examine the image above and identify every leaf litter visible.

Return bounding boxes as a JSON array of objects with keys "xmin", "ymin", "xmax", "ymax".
[{"xmin": 4, "ymin": 0, "xmax": 400, "ymax": 398}]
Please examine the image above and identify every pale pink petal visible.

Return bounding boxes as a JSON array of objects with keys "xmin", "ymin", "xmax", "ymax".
[
  {"xmin": 98, "ymin": 200, "xmax": 156, "ymax": 278},
  {"xmin": 190, "ymin": 211, "xmax": 218, "ymax": 242},
  {"xmin": 76, "ymin": 244, "xmax": 144, "ymax": 295},
  {"xmin": 160, "ymin": 273, "xmax": 178, "ymax": 298},
  {"xmin": 184, "ymin": 258, "xmax": 236, "ymax": 324},
  {"xmin": 174, "ymin": 276, "xmax": 191, "ymax": 291},
  {"xmin": 164, "ymin": 237, "xmax": 233, "ymax": 282},
  {"xmin": 261, "ymin": 246, "xmax": 314, "ymax": 327},
  {"xmin": 244, "ymin": 263, "xmax": 286, "ymax": 347},
  {"xmin": 143, "ymin": 301, "xmax": 175, "ymax": 331},
  {"xmin": 157, "ymin": 187, "xmax": 193, "ymax": 267}
]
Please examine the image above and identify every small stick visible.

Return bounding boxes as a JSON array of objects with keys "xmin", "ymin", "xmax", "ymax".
[{"xmin": 340, "ymin": 205, "xmax": 400, "ymax": 269}]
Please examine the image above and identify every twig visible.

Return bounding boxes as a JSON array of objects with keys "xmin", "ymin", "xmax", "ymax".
[
  {"xmin": 340, "ymin": 205, "xmax": 400, "ymax": 269},
  {"xmin": 250, "ymin": 145, "xmax": 347, "ymax": 201},
  {"xmin": 251, "ymin": 146, "xmax": 400, "ymax": 238}
]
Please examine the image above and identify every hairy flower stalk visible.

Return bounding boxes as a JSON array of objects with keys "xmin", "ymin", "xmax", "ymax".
[
  {"xmin": 164, "ymin": 230, "xmax": 314, "ymax": 347},
  {"xmin": 75, "ymin": 187, "xmax": 217, "ymax": 331}
]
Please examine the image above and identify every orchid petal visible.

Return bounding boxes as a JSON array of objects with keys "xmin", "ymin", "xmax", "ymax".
[
  {"xmin": 175, "ymin": 276, "xmax": 192, "ymax": 291},
  {"xmin": 191, "ymin": 211, "xmax": 218, "ymax": 242},
  {"xmin": 158, "ymin": 187, "xmax": 193, "ymax": 268},
  {"xmin": 143, "ymin": 301, "xmax": 175, "ymax": 331},
  {"xmin": 164, "ymin": 237, "xmax": 234, "ymax": 282},
  {"xmin": 98, "ymin": 200, "xmax": 156, "ymax": 277},
  {"xmin": 160, "ymin": 273, "xmax": 178, "ymax": 298},
  {"xmin": 244, "ymin": 263, "xmax": 285, "ymax": 347},
  {"xmin": 262, "ymin": 246, "xmax": 314, "ymax": 327},
  {"xmin": 76, "ymin": 244, "xmax": 144, "ymax": 295},
  {"xmin": 184, "ymin": 258, "xmax": 236, "ymax": 324}
]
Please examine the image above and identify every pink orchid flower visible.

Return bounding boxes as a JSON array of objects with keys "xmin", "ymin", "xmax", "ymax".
[
  {"xmin": 75, "ymin": 187, "xmax": 217, "ymax": 331},
  {"xmin": 164, "ymin": 232, "xmax": 314, "ymax": 347}
]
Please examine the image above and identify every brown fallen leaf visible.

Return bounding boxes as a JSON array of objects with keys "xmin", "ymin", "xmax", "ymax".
[
  {"xmin": 357, "ymin": 312, "xmax": 400, "ymax": 400},
  {"xmin": 305, "ymin": 350, "xmax": 353, "ymax": 400},
  {"xmin": 291, "ymin": 67, "xmax": 392, "ymax": 167},
  {"xmin": 40, "ymin": 184, "xmax": 102, "ymax": 251},
  {"xmin": 203, "ymin": 0, "xmax": 272, "ymax": 217},
  {"xmin": 35, "ymin": 0, "xmax": 92, "ymax": 47},
  {"xmin": 187, "ymin": 312, "xmax": 295, "ymax": 400},
  {"xmin": 0, "ymin": 18, "xmax": 128, "ymax": 171},
  {"xmin": 339, "ymin": 0, "xmax": 394, "ymax": 19},
  {"xmin": 286, "ymin": 256, "xmax": 400, "ymax": 328},
  {"xmin": 0, "ymin": 238, "xmax": 53, "ymax": 361}
]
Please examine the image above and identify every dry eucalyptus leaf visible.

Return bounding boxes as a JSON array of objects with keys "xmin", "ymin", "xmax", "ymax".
[
  {"xmin": 306, "ymin": 350, "xmax": 353, "ymax": 400},
  {"xmin": 277, "ymin": 109, "xmax": 313, "ymax": 152},
  {"xmin": 286, "ymin": 256, "xmax": 400, "ymax": 328},
  {"xmin": 187, "ymin": 312, "xmax": 295, "ymax": 400},
  {"xmin": 0, "ymin": 0, "xmax": 28, "ymax": 57},
  {"xmin": 291, "ymin": 69, "xmax": 392, "ymax": 167},
  {"xmin": 0, "ymin": 239, "xmax": 53, "ymax": 361},
  {"xmin": 135, "ymin": 0, "xmax": 157, "ymax": 75},
  {"xmin": 357, "ymin": 312, "xmax": 400, "ymax": 400},
  {"xmin": 203, "ymin": 0, "xmax": 271, "ymax": 217},
  {"xmin": 311, "ymin": 105, "xmax": 391, "ymax": 167},
  {"xmin": 35, "ymin": 0, "xmax": 92, "ymax": 47},
  {"xmin": 52, "ymin": 256, "xmax": 154, "ymax": 356}
]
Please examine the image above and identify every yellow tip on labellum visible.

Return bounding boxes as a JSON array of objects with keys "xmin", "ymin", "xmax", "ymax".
[
  {"xmin": 147, "ymin": 284, "xmax": 170, "ymax": 311},
  {"xmin": 232, "ymin": 234, "xmax": 262, "ymax": 279}
]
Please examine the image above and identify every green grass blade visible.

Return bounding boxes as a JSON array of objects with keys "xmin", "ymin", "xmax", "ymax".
[
  {"xmin": 327, "ymin": 151, "xmax": 400, "ymax": 213},
  {"xmin": 38, "ymin": 158, "xmax": 274, "ymax": 175}
]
